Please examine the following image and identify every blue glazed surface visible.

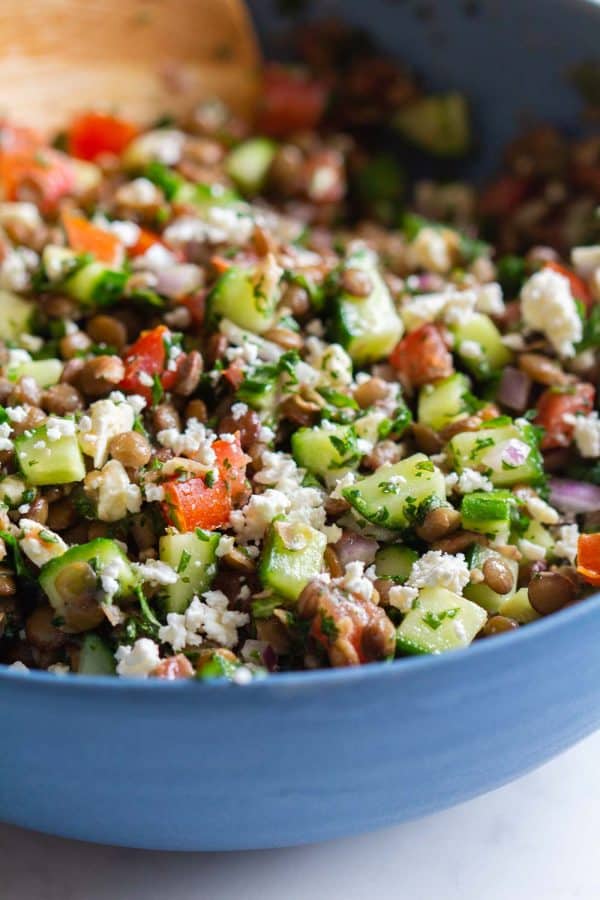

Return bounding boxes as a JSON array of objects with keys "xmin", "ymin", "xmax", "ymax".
[{"xmin": 0, "ymin": 0, "xmax": 599, "ymax": 851}]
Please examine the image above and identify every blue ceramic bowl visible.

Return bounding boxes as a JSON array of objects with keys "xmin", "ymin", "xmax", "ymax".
[{"xmin": 1, "ymin": 0, "xmax": 599, "ymax": 851}]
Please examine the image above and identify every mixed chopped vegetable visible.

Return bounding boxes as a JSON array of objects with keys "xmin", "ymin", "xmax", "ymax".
[{"xmin": 0, "ymin": 27, "xmax": 599, "ymax": 680}]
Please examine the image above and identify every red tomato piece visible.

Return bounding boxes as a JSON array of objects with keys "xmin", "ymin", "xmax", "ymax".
[
  {"xmin": 389, "ymin": 324, "xmax": 454, "ymax": 387},
  {"xmin": 0, "ymin": 149, "xmax": 75, "ymax": 214},
  {"xmin": 68, "ymin": 112, "xmax": 138, "ymax": 161},
  {"xmin": 128, "ymin": 227, "xmax": 163, "ymax": 258},
  {"xmin": 257, "ymin": 64, "xmax": 328, "ymax": 137},
  {"xmin": 152, "ymin": 655, "xmax": 194, "ymax": 679},
  {"xmin": 535, "ymin": 382, "xmax": 595, "ymax": 450},
  {"xmin": 162, "ymin": 477, "xmax": 231, "ymax": 531},
  {"xmin": 576, "ymin": 533, "xmax": 600, "ymax": 588},
  {"xmin": 62, "ymin": 211, "xmax": 123, "ymax": 265},
  {"xmin": 479, "ymin": 174, "xmax": 530, "ymax": 218},
  {"xmin": 119, "ymin": 325, "xmax": 175, "ymax": 402},
  {"xmin": 212, "ymin": 434, "xmax": 250, "ymax": 502},
  {"xmin": 544, "ymin": 261, "xmax": 592, "ymax": 308}
]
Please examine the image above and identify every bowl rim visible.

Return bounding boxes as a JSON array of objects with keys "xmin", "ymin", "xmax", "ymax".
[{"xmin": 0, "ymin": 590, "xmax": 598, "ymax": 692}]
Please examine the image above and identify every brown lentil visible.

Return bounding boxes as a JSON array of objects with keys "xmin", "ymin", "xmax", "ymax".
[
  {"xmin": 219, "ymin": 408, "xmax": 261, "ymax": 449},
  {"xmin": 528, "ymin": 571, "xmax": 576, "ymax": 615},
  {"xmin": 41, "ymin": 383, "xmax": 83, "ymax": 415},
  {"xmin": 86, "ymin": 314, "xmax": 128, "ymax": 350},
  {"xmin": 416, "ymin": 506, "xmax": 461, "ymax": 542},
  {"xmin": 25, "ymin": 495, "xmax": 48, "ymax": 525},
  {"xmin": 433, "ymin": 531, "xmax": 487, "ymax": 554},
  {"xmin": 340, "ymin": 266, "xmax": 373, "ymax": 297},
  {"xmin": 361, "ymin": 616, "xmax": 396, "ymax": 660},
  {"xmin": 278, "ymin": 282, "xmax": 311, "ymax": 317},
  {"xmin": 262, "ymin": 326, "xmax": 304, "ymax": 351},
  {"xmin": 0, "ymin": 568, "xmax": 16, "ymax": 596},
  {"xmin": 518, "ymin": 352, "xmax": 574, "ymax": 386},
  {"xmin": 9, "ymin": 405, "xmax": 46, "ymax": 436},
  {"xmin": 280, "ymin": 392, "xmax": 321, "ymax": 426},
  {"xmin": 483, "ymin": 615, "xmax": 519, "ymax": 637},
  {"xmin": 153, "ymin": 402, "xmax": 181, "ymax": 432},
  {"xmin": 10, "ymin": 375, "xmax": 41, "ymax": 407},
  {"xmin": 482, "ymin": 556, "xmax": 515, "ymax": 594},
  {"xmin": 411, "ymin": 423, "xmax": 444, "ymax": 454},
  {"xmin": 108, "ymin": 432, "xmax": 152, "ymax": 468},
  {"xmin": 185, "ymin": 398, "xmax": 208, "ymax": 423},
  {"xmin": 46, "ymin": 499, "xmax": 78, "ymax": 532},
  {"xmin": 353, "ymin": 376, "xmax": 390, "ymax": 409},
  {"xmin": 53, "ymin": 561, "xmax": 105, "ymax": 632},
  {"xmin": 59, "ymin": 330, "xmax": 92, "ymax": 360},
  {"xmin": 77, "ymin": 355, "xmax": 125, "ymax": 396},
  {"xmin": 324, "ymin": 545, "xmax": 344, "ymax": 578},
  {"xmin": 25, "ymin": 605, "xmax": 66, "ymax": 651}
]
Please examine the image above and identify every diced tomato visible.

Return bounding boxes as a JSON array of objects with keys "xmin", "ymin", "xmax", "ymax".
[
  {"xmin": 544, "ymin": 260, "xmax": 592, "ymax": 308},
  {"xmin": 180, "ymin": 290, "xmax": 206, "ymax": 327},
  {"xmin": 221, "ymin": 361, "xmax": 245, "ymax": 391},
  {"xmin": 0, "ymin": 149, "xmax": 75, "ymax": 214},
  {"xmin": 577, "ymin": 533, "xmax": 600, "ymax": 587},
  {"xmin": 152, "ymin": 654, "xmax": 194, "ymax": 679},
  {"xmin": 212, "ymin": 434, "xmax": 250, "ymax": 501},
  {"xmin": 257, "ymin": 64, "xmax": 328, "ymax": 137},
  {"xmin": 119, "ymin": 325, "xmax": 176, "ymax": 402},
  {"xmin": 68, "ymin": 112, "xmax": 138, "ymax": 161},
  {"xmin": 535, "ymin": 382, "xmax": 595, "ymax": 450},
  {"xmin": 62, "ymin": 210, "xmax": 123, "ymax": 265},
  {"xmin": 162, "ymin": 477, "xmax": 231, "ymax": 531},
  {"xmin": 389, "ymin": 324, "xmax": 454, "ymax": 387},
  {"xmin": 210, "ymin": 255, "xmax": 233, "ymax": 275},
  {"xmin": 479, "ymin": 175, "xmax": 531, "ymax": 218},
  {"xmin": 128, "ymin": 227, "xmax": 163, "ymax": 258}
]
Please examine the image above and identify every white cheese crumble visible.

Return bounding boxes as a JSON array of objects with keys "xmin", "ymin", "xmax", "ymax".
[
  {"xmin": 450, "ymin": 468, "xmax": 494, "ymax": 494},
  {"xmin": 132, "ymin": 559, "xmax": 178, "ymax": 586},
  {"xmin": 157, "ymin": 418, "xmax": 216, "ymax": 466},
  {"xmin": 86, "ymin": 460, "xmax": 142, "ymax": 522},
  {"xmin": 521, "ymin": 268, "xmax": 582, "ymax": 358},
  {"xmin": 79, "ymin": 398, "xmax": 135, "ymax": 468},
  {"xmin": 475, "ymin": 282, "xmax": 505, "ymax": 316},
  {"xmin": 572, "ymin": 245, "xmax": 600, "ymax": 278},
  {"xmin": 523, "ymin": 495, "xmax": 559, "ymax": 525},
  {"xmin": 518, "ymin": 539, "xmax": 547, "ymax": 562},
  {"xmin": 47, "ymin": 663, "xmax": 70, "ymax": 676},
  {"xmin": 0, "ymin": 422, "xmax": 13, "ymax": 452},
  {"xmin": 459, "ymin": 339, "xmax": 484, "ymax": 360},
  {"xmin": 407, "ymin": 226, "xmax": 454, "ymax": 274},
  {"xmin": 159, "ymin": 591, "xmax": 249, "ymax": 651},
  {"xmin": 45, "ymin": 416, "xmax": 76, "ymax": 442},
  {"xmin": 389, "ymin": 550, "xmax": 470, "ymax": 612},
  {"xmin": 164, "ymin": 206, "xmax": 254, "ymax": 249},
  {"xmin": 115, "ymin": 638, "xmax": 161, "ymax": 678},
  {"xmin": 144, "ymin": 483, "xmax": 165, "ymax": 503},
  {"xmin": 18, "ymin": 519, "xmax": 67, "ymax": 567},
  {"xmin": 553, "ymin": 523, "xmax": 579, "ymax": 564},
  {"xmin": 334, "ymin": 560, "xmax": 375, "ymax": 603},
  {"xmin": 573, "ymin": 412, "xmax": 600, "ymax": 459},
  {"xmin": 216, "ymin": 534, "xmax": 235, "ymax": 557},
  {"xmin": 0, "ymin": 247, "xmax": 39, "ymax": 293},
  {"xmin": 401, "ymin": 287, "xmax": 476, "ymax": 331}
]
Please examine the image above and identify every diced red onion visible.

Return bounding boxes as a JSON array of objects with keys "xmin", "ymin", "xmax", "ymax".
[
  {"xmin": 497, "ymin": 366, "xmax": 531, "ymax": 413},
  {"xmin": 155, "ymin": 264, "xmax": 203, "ymax": 299},
  {"xmin": 262, "ymin": 645, "xmax": 278, "ymax": 672},
  {"xmin": 549, "ymin": 478, "xmax": 600, "ymax": 514},
  {"xmin": 334, "ymin": 531, "xmax": 378, "ymax": 568}
]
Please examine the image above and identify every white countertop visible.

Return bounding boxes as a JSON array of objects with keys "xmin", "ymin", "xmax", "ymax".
[{"xmin": 1, "ymin": 731, "xmax": 599, "ymax": 900}]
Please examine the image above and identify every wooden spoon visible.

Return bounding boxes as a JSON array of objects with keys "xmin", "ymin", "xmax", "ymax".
[{"xmin": 0, "ymin": 0, "xmax": 260, "ymax": 132}]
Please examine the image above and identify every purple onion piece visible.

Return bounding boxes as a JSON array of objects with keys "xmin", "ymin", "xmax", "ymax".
[
  {"xmin": 497, "ymin": 366, "xmax": 531, "ymax": 413},
  {"xmin": 155, "ymin": 264, "xmax": 203, "ymax": 300},
  {"xmin": 262, "ymin": 645, "xmax": 278, "ymax": 672},
  {"xmin": 549, "ymin": 478, "xmax": 600, "ymax": 514},
  {"xmin": 334, "ymin": 531, "xmax": 378, "ymax": 568}
]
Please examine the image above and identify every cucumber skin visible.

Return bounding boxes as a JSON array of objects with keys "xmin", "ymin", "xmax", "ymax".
[
  {"xmin": 259, "ymin": 521, "xmax": 326, "ymax": 602},
  {"xmin": 291, "ymin": 424, "xmax": 359, "ymax": 484},
  {"xmin": 207, "ymin": 267, "xmax": 277, "ymax": 334},
  {"xmin": 15, "ymin": 426, "xmax": 86, "ymax": 486},
  {"xmin": 396, "ymin": 586, "xmax": 486, "ymax": 655},
  {"xmin": 418, "ymin": 373, "xmax": 471, "ymax": 431},
  {"xmin": 39, "ymin": 538, "xmax": 136, "ymax": 611},
  {"xmin": 78, "ymin": 634, "xmax": 116, "ymax": 676},
  {"xmin": 159, "ymin": 531, "xmax": 219, "ymax": 614}
]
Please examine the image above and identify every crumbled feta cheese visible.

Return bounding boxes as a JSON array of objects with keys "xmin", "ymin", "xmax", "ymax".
[
  {"xmin": 109, "ymin": 391, "xmax": 147, "ymax": 415},
  {"xmin": 133, "ymin": 559, "xmax": 178, "ymax": 586},
  {"xmin": 128, "ymin": 129, "xmax": 186, "ymax": 165},
  {"xmin": 304, "ymin": 339, "xmax": 353, "ymax": 386},
  {"xmin": 230, "ymin": 402, "xmax": 249, "ymax": 420},
  {"xmin": 164, "ymin": 207, "xmax": 254, "ymax": 248},
  {"xmin": 554, "ymin": 523, "xmax": 579, "ymax": 564},
  {"xmin": 0, "ymin": 421, "xmax": 13, "ymax": 452},
  {"xmin": 388, "ymin": 550, "xmax": 470, "ymax": 611},
  {"xmin": 144, "ymin": 483, "xmax": 165, "ymax": 503},
  {"xmin": 0, "ymin": 247, "xmax": 38, "ymax": 293},
  {"xmin": 138, "ymin": 371, "xmax": 154, "ymax": 388},
  {"xmin": 9, "ymin": 660, "xmax": 29, "ymax": 672},
  {"xmin": 216, "ymin": 534, "xmax": 235, "ymax": 557},
  {"xmin": 501, "ymin": 334, "xmax": 526, "ymax": 351},
  {"xmin": 330, "ymin": 471, "xmax": 356, "ymax": 500},
  {"xmin": 0, "ymin": 475, "xmax": 27, "ymax": 507},
  {"xmin": 0, "ymin": 201, "xmax": 42, "ymax": 230},
  {"xmin": 157, "ymin": 418, "xmax": 216, "ymax": 465},
  {"xmin": 573, "ymin": 412, "xmax": 600, "ymax": 459},
  {"xmin": 518, "ymin": 539, "xmax": 547, "ymax": 561},
  {"xmin": 334, "ymin": 560, "xmax": 374, "ymax": 602},
  {"xmin": 160, "ymin": 591, "xmax": 249, "ymax": 651},
  {"xmin": 232, "ymin": 666, "xmax": 253, "ymax": 685},
  {"xmin": 401, "ymin": 287, "xmax": 477, "ymax": 331},
  {"xmin": 87, "ymin": 460, "xmax": 142, "ymax": 521},
  {"xmin": 47, "ymin": 663, "xmax": 70, "ymax": 676},
  {"xmin": 523, "ymin": 495, "xmax": 559, "ymax": 525},
  {"xmin": 408, "ymin": 226, "xmax": 453, "ymax": 274},
  {"xmin": 258, "ymin": 424, "xmax": 276, "ymax": 443},
  {"xmin": 230, "ymin": 488, "xmax": 290, "ymax": 542},
  {"xmin": 115, "ymin": 638, "xmax": 161, "ymax": 678},
  {"xmin": 459, "ymin": 339, "xmax": 484, "ymax": 360},
  {"xmin": 5, "ymin": 405, "xmax": 27, "ymax": 423},
  {"xmin": 572, "ymin": 245, "xmax": 600, "ymax": 279},
  {"xmin": 475, "ymin": 282, "xmax": 505, "ymax": 316},
  {"xmin": 45, "ymin": 416, "xmax": 76, "ymax": 441},
  {"xmin": 19, "ymin": 518, "xmax": 67, "ymax": 567},
  {"xmin": 93, "ymin": 216, "xmax": 140, "ymax": 247},
  {"xmin": 456, "ymin": 468, "xmax": 494, "ymax": 494},
  {"xmin": 79, "ymin": 398, "xmax": 135, "ymax": 468},
  {"xmin": 521, "ymin": 268, "xmax": 582, "ymax": 357}
]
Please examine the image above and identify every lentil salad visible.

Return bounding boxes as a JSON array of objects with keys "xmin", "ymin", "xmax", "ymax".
[{"xmin": 0, "ymin": 35, "xmax": 599, "ymax": 681}]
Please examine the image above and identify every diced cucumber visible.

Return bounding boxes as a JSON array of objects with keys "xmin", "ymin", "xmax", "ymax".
[
  {"xmin": 158, "ymin": 529, "xmax": 219, "ymax": 614},
  {"xmin": 448, "ymin": 421, "xmax": 544, "ymax": 487},
  {"xmin": 418, "ymin": 373, "xmax": 472, "ymax": 431},
  {"xmin": 0, "ymin": 290, "xmax": 34, "ymax": 340},
  {"xmin": 330, "ymin": 250, "xmax": 403, "ymax": 365},
  {"xmin": 460, "ymin": 490, "xmax": 514, "ymax": 537},
  {"xmin": 259, "ymin": 519, "xmax": 327, "ymax": 601},
  {"xmin": 174, "ymin": 181, "xmax": 240, "ymax": 210},
  {"xmin": 451, "ymin": 313, "xmax": 512, "ymax": 378},
  {"xmin": 8, "ymin": 357, "xmax": 63, "ymax": 388},
  {"xmin": 65, "ymin": 261, "xmax": 127, "ymax": 307},
  {"xmin": 207, "ymin": 266, "xmax": 278, "ymax": 334},
  {"xmin": 394, "ymin": 92, "xmax": 471, "ymax": 157},
  {"xmin": 78, "ymin": 633, "xmax": 116, "ymax": 676},
  {"xmin": 375, "ymin": 545, "xmax": 418, "ymax": 583},
  {"xmin": 291, "ymin": 423, "xmax": 360, "ymax": 485},
  {"xmin": 464, "ymin": 545, "xmax": 518, "ymax": 613},
  {"xmin": 519, "ymin": 519, "xmax": 554, "ymax": 558},
  {"xmin": 39, "ymin": 538, "xmax": 137, "ymax": 616},
  {"xmin": 15, "ymin": 425, "xmax": 86, "ymax": 486},
  {"xmin": 226, "ymin": 138, "xmax": 277, "ymax": 194},
  {"xmin": 343, "ymin": 453, "xmax": 446, "ymax": 530},
  {"xmin": 42, "ymin": 245, "xmax": 79, "ymax": 283},
  {"xmin": 396, "ymin": 586, "xmax": 486, "ymax": 655},
  {"xmin": 71, "ymin": 159, "xmax": 102, "ymax": 195},
  {"xmin": 498, "ymin": 587, "xmax": 540, "ymax": 624}
]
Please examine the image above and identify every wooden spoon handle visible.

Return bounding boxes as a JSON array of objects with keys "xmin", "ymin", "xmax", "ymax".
[{"xmin": 0, "ymin": 0, "xmax": 260, "ymax": 132}]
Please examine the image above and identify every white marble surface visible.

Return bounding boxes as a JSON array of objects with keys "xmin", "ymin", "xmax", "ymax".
[{"xmin": 1, "ymin": 731, "xmax": 599, "ymax": 900}]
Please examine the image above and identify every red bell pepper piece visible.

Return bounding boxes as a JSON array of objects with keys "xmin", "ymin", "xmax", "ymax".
[
  {"xmin": 577, "ymin": 533, "xmax": 600, "ymax": 588},
  {"xmin": 212, "ymin": 434, "xmax": 250, "ymax": 502},
  {"xmin": 62, "ymin": 210, "xmax": 123, "ymax": 265},
  {"xmin": 0, "ymin": 148, "xmax": 75, "ymax": 214},
  {"xmin": 68, "ymin": 112, "xmax": 138, "ymax": 161},
  {"xmin": 119, "ymin": 325, "xmax": 177, "ymax": 402},
  {"xmin": 163, "ymin": 477, "xmax": 231, "ymax": 531},
  {"xmin": 389, "ymin": 323, "xmax": 454, "ymax": 387},
  {"xmin": 534, "ymin": 382, "xmax": 595, "ymax": 450},
  {"xmin": 257, "ymin": 64, "xmax": 328, "ymax": 137}
]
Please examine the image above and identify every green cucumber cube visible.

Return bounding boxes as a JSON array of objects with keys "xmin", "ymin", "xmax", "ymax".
[
  {"xmin": 78, "ymin": 633, "xmax": 116, "ymax": 675},
  {"xmin": 448, "ymin": 421, "xmax": 544, "ymax": 487},
  {"xmin": 291, "ymin": 423, "xmax": 360, "ymax": 485},
  {"xmin": 374, "ymin": 545, "xmax": 418, "ymax": 583},
  {"xmin": 451, "ymin": 313, "xmax": 512, "ymax": 378},
  {"xmin": 343, "ymin": 453, "xmax": 446, "ymax": 530},
  {"xmin": 394, "ymin": 92, "xmax": 471, "ymax": 157},
  {"xmin": 460, "ymin": 490, "xmax": 514, "ymax": 537},
  {"xmin": 498, "ymin": 587, "xmax": 540, "ymax": 624},
  {"xmin": 8, "ymin": 358, "xmax": 63, "ymax": 387},
  {"xmin": 464, "ymin": 546, "xmax": 518, "ymax": 613},
  {"xmin": 259, "ymin": 519, "xmax": 327, "ymax": 601},
  {"xmin": 0, "ymin": 290, "xmax": 34, "ymax": 340},
  {"xmin": 226, "ymin": 138, "xmax": 277, "ymax": 194},
  {"xmin": 207, "ymin": 266, "xmax": 278, "ymax": 334},
  {"xmin": 397, "ymin": 586, "xmax": 486, "ymax": 655},
  {"xmin": 15, "ymin": 425, "xmax": 86, "ymax": 485},
  {"xmin": 418, "ymin": 372, "xmax": 472, "ymax": 431},
  {"xmin": 159, "ymin": 529, "xmax": 219, "ymax": 613}
]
